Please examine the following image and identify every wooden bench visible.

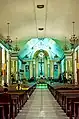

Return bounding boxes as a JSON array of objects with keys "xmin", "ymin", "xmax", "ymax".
[
  {"xmin": 0, "ymin": 93, "xmax": 15, "ymax": 119},
  {"xmin": 0, "ymin": 83, "xmax": 36, "ymax": 119},
  {"xmin": 48, "ymin": 83, "xmax": 79, "ymax": 119},
  {"xmin": 74, "ymin": 102, "xmax": 79, "ymax": 119},
  {"xmin": 0, "ymin": 106, "xmax": 5, "ymax": 119},
  {"xmin": 55, "ymin": 90, "xmax": 79, "ymax": 105}
]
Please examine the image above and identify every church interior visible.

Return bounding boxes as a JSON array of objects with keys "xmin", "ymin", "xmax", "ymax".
[{"xmin": 0, "ymin": 0, "xmax": 79, "ymax": 119}]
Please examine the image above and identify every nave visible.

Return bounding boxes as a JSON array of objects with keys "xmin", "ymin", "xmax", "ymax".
[
  {"xmin": 0, "ymin": 0, "xmax": 79, "ymax": 118},
  {"xmin": 16, "ymin": 88, "xmax": 69, "ymax": 119}
]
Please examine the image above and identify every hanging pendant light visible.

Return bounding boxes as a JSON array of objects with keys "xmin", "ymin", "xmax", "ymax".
[
  {"xmin": 63, "ymin": 37, "xmax": 69, "ymax": 51},
  {"xmin": 6, "ymin": 23, "xmax": 12, "ymax": 44},
  {"xmin": 14, "ymin": 37, "xmax": 20, "ymax": 51},
  {"xmin": 69, "ymin": 21, "xmax": 79, "ymax": 48},
  {"xmin": 37, "ymin": 5, "xmax": 44, "ymax": 9}
]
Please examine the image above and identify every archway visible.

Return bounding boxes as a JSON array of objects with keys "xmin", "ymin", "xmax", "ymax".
[
  {"xmin": 18, "ymin": 38, "xmax": 64, "ymax": 80},
  {"xmin": 19, "ymin": 37, "xmax": 64, "ymax": 60},
  {"xmin": 33, "ymin": 50, "xmax": 49, "ymax": 78}
]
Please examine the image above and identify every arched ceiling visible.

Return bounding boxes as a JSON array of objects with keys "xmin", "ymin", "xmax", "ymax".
[
  {"xmin": 0, "ymin": 0, "xmax": 79, "ymax": 51},
  {"xmin": 19, "ymin": 38, "xmax": 64, "ymax": 60}
]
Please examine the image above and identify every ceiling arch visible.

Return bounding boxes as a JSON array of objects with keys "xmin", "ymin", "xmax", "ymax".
[{"xmin": 19, "ymin": 37, "xmax": 64, "ymax": 60}]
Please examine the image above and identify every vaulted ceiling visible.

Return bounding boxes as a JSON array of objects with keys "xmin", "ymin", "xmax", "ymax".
[
  {"xmin": 0, "ymin": 0, "xmax": 79, "ymax": 50},
  {"xmin": 19, "ymin": 38, "xmax": 64, "ymax": 60}
]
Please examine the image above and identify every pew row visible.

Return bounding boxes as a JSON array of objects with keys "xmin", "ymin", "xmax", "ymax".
[
  {"xmin": 47, "ymin": 83, "xmax": 79, "ymax": 119},
  {"xmin": 0, "ymin": 83, "xmax": 36, "ymax": 119}
]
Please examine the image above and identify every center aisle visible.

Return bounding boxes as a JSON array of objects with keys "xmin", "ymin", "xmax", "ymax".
[{"xmin": 16, "ymin": 88, "xmax": 69, "ymax": 119}]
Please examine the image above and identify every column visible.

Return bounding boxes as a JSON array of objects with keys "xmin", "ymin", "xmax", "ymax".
[
  {"xmin": 2, "ymin": 48, "xmax": 5, "ymax": 85},
  {"xmin": 16, "ymin": 60, "xmax": 18, "ymax": 80},
  {"xmin": 64, "ymin": 57, "xmax": 66, "ymax": 74},
  {"xmin": 50, "ymin": 60, "xmax": 53, "ymax": 78},
  {"xmin": 0, "ymin": 47, "xmax": 2, "ymax": 85},
  {"xmin": 5, "ymin": 50, "xmax": 7, "ymax": 82},
  {"xmin": 7, "ymin": 51, "xmax": 10, "ymax": 85},
  {"xmin": 44, "ymin": 58, "xmax": 47, "ymax": 78},
  {"xmin": 47, "ymin": 58, "xmax": 50, "ymax": 77},
  {"xmin": 52, "ymin": 61, "xmax": 54, "ymax": 79},
  {"xmin": 20, "ymin": 61, "xmax": 24, "ymax": 79},
  {"xmin": 77, "ymin": 49, "xmax": 79, "ymax": 84},
  {"xmin": 74, "ymin": 50, "xmax": 77, "ymax": 84},
  {"xmin": 13, "ymin": 60, "xmax": 15, "ymax": 73},
  {"xmin": 20, "ymin": 60, "xmax": 22, "ymax": 80},
  {"xmin": 30, "ymin": 61, "xmax": 33, "ymax": 78},
  {"xmin": 66, "ymin": 60, "xmax": 68, "ymax": 79},
  {"xmin": 36, "ymin": 58, "xmax": 38, "ymax": 79},
  {"xmin": 33, "ymin": 59, "xmax": 36, "ymax": 78}
]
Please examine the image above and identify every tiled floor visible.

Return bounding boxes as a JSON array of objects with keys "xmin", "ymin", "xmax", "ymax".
[{"xmin": 16, "ymin": 88, "xmax": 69, "ymax": 119}]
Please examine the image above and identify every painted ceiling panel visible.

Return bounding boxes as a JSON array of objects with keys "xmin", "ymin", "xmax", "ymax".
[{"xmin": 19, "ymin": 38, "xmax": 64, "ymax": 60}]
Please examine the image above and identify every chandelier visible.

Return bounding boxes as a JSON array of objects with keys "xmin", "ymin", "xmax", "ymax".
[
  {"xmin": 63, "ymin": 37, "xmax": 69, "ymax": 51},
  {"xmin": 6, "ymin": 23, "xmax": 12, "ymax": 44},
  {"xmin": 69, "ymin": 21, "xmax": 79, "ymax": 48},
  {"xmin": 14, "ymin": 37, "xmax": 20, "ymax": 51}
]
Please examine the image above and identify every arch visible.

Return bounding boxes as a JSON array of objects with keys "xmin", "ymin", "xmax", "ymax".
[{"xmin": 19, "ymin": 37, "xmax": 64, "ymax": 60}]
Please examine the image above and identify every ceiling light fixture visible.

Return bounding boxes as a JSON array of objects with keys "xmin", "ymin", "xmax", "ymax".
[
  {"xmin": 69, "ymin": 21, "xmax": 79, "ymax": 48},
  {"xmin": 14, "ymin": 37, "xmax": 20, "ymax": 51},
  {"xmin": 6, "ymin": 22, "xmax": 12, "ymax": 44},
  {"xmin": 38, "ymin": 28, "xmax": 44, "ymax": 30},
  {"xmin": 63, "ymin": 37, "xmax": 69, "ymax": 51},
  {"xmin": 37, "ymin": 5, "xmax": 44, "ymax": 9}
]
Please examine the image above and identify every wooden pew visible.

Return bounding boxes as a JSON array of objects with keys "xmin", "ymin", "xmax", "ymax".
[
  {"xmin": 0, "ymin": 93, "xmax": 15, "ymax": 119},
  {"xmin": 55, "ymin": 89, "xmax": 79, "ymax": 119},
  {"xmin": 55, "ymin": 90, "xmax": 79, "ymax": 105},
  {"xmin": 61, "ymin": 95, "xmax": 79, "ymax": 119},
  {"xmin": 47, "ymin": 83, "xmax": 79, "ymax": 97},
  {"xmin": 8, "ymin": 92, "xmax": 24, "ymax": 116},
  {"xmin": 47, "ymin": 83, "xmax": 79, "ymax": 119},
  {"xmin": 74, "ymin": 102, "xmax": 79, "ymax": 119},
  {"xmin": 0, "ymin": 106, "xmax": 5, "ymax": 119},
  {"xmin": 0, "ymin": 83, "xmax": 36, "ymax": 119}
]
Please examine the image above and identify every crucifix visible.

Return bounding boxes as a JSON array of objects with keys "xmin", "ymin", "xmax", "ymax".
[{"xmin": 39, "ymin": 58, "xmax": 44, "ymax": 75}]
